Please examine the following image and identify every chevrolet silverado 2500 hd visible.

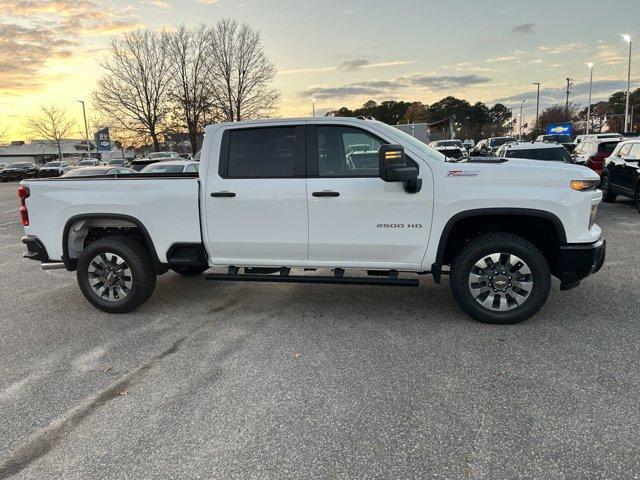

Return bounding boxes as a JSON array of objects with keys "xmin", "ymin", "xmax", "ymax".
[{"xmin": 18, "ymin": 118, "xmax": 605, "ymax": 324}]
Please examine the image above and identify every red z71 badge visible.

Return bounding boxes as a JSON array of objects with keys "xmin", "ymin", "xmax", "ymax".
[{"xmin": 447, "ymin": 170, "xmax": 478, "ymax": 177}]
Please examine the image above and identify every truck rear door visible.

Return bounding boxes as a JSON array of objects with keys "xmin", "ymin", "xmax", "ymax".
[{"xmin": 203, "ymin": 124, "xmax": 308, "ymax": 265}]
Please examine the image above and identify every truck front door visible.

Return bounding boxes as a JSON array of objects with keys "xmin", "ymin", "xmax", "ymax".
[
  {"xmin": 203, "ymin": 125, "xmax": 308, "ymax": 265},
  {"xmin": 305, "ymin": 124, "xmax": 432, "ymax": 269}
]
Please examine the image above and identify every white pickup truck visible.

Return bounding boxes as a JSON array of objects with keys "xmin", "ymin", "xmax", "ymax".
[{"xmin": 18, "ymin": 118, "xmax": 605, "ymax": 324}]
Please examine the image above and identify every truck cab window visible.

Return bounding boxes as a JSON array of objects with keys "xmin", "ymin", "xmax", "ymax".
[
  {"xmin": 317, "ymin": 126, "xmax": 383, "ymax": 177},
  {"xmin": 227, "ymin": 127, "xmax": 297, "ymax": 178}
]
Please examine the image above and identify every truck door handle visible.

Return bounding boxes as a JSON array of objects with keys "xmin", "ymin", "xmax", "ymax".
[
  {"xmin": 210, "ymin": 191, "xmax": 236, "ymax": 198},
  {"xmin": 312, "ymin": 191, "xmax": 340, "ymax": 197}
]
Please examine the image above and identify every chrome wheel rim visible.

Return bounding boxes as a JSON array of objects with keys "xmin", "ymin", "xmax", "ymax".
[
  {"xmin": 87, "ymin": 253, "xmax": 132, "ymax": 302},
  {"xmin": 468, "ymin": 252, "xmax": 533, "ymax": 312}
]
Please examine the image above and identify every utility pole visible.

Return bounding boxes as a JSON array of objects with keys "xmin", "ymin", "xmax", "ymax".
[
  {"xmin": 565, "ymin": 78, "xmax": 574, "ymax": 118},
  {"xmin": 532, "ymin": 82, "xmax": 540, "ymax": 134},
  {"xmin": 312, "ymin": 98, "xmax": 316, "ymax": 117}
]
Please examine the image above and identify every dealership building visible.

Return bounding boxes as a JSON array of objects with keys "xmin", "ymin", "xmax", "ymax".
[{"xmin": 0, "ymin": 139, "xmax": 94, "ymax": 165}]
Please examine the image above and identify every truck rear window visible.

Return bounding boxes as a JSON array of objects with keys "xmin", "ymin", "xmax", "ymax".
[{"xmin": 227, "ymin": 127, "xmax": 296, "ymax": 178}]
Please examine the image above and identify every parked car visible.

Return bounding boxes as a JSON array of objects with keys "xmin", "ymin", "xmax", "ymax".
[
  {"xmin": 20, "ymin": 117, "xmax": 604, "ymax": 325},
  {"xmin": 39, "ymin": 161, "xmax": 72, "ymax": 178},
  {"xmin": 76, "ymin": 159, "xmax": 100, "ymax": 167},
  {"xmin": 463, "ymin": 139, "xmax": 475, "ymax": 150},
  {"xmin": 130, "ymin": 152, "xmax": 183, "ymax": 172},
  {"xmin": 61, "ymin": 166, "xmax": 135, "ymax": 178},
  {"xmin": 471, "ymin": 136, "xmax": 518, "ymax": 155},
  {"xmin": 433, "ymin": 145, "xmax": 467, "ymax": 160},
  {"xmin": 600, "ymin": 140, "xmax": 640, "ymax": 210},
  {"xmin": 571, "ymin": 139, "xmax": 619, "ymax": 175},
  {"xmin": 179, "ymin": 153, "xmax": 193, "ymax": 160},
  {"xmin": 534, "ymin": 134, "xmax": 574, "ymax": 152},
  {"xmin": 107, "ymin": 159, "xmax": 127, "ymax": 167},
  {"xmin": 429, "ymin": 139, "xmax": 468, "ymax": 154},
  {"xmin": 0, "ymin": 162, "xmax": 40, "ymax": 182},
  {"xmin": 495, "ymin": 143, "xmax": 572, "ymax": 163},
  {"xmin": 140, "ymin": 160, "xmax": 199, "ymax": 174},
  {"xmin": 0, "ymin": 163, "xmax": 6, "ymax": 171}
]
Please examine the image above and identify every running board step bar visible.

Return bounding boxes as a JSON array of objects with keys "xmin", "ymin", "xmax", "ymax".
[{"xmin": 205, "ymin": 271, "xmax": 419, "ymax": 287}]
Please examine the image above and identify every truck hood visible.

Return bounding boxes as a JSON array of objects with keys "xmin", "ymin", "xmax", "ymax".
[{"xmin": 458, "ymin": 158, "xmax": 600, "ymax": 181}]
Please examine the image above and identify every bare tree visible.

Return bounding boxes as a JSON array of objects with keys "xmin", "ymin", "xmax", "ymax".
[
  {"xmin": 93, "ymin": 30, "xmax": 172, "ymax": 151},
  {"xmin": 165, "ymin": 25, "xmax": 219, "ymax": 154},
  {"xmin": 25, "ymin": 105, "xmax": 76, "ymax": 161},
  {"xmin": 208, "ymin": 19, "xmax": 279, "ymax": 122}
]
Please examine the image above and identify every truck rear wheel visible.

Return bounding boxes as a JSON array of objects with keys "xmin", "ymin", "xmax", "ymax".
[
  {"xmin": 450, "ymin": 232, "xmax": 551, "ymax": 324},
  {"xmin": 77, "ymin": 236, "xmax": 156, "ymax": 313}
]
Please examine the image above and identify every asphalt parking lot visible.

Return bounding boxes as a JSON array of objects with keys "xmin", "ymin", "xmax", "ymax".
[{"xmin": 0, "ymin": 181, "xmax": 639, "ymax": 479}]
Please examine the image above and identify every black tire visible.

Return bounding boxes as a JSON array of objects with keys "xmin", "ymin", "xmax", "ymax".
[
  {"xmin": 450, "ymin": 232, "xmax": 551, "ymax": 325},
  {"xmin": 77, "ymin": 236, "xmax": 156, "ymax": 313},
  {"xmin": 600, "ymin": 174, "xmax": 617, "ymax": 202},
  {"xmin": 171, "ymin": 265, "xmax": 209, "ymax": 276}
]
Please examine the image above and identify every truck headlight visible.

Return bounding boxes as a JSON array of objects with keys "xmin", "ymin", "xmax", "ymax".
[
  {"xmin": 570, "ymin": 179, "xmax": 599, "ymax": 191},
  {"xmin": 589, "ymin": 205, "xmax": 598, "ymax": 229}
]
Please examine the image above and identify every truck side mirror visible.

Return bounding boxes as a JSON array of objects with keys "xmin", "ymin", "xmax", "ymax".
[{"xmin": 378, "ymin": 144, "xmax": 421, "ymax": 193}]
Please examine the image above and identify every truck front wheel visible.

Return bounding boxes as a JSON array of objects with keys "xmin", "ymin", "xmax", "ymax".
[
  {"xmin": 77, "ymin": 236, "xmax": 157, "ymax": 313},
  {"xmin": 450, "ymin": 233, "xmax": 551, "ymax": 324}
]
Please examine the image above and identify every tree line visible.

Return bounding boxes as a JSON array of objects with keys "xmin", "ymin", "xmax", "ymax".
[{"xmin": 327, "ymin": 98, "xmax": 514, "ymax": 139}]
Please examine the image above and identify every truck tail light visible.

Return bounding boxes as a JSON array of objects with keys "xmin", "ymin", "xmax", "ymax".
[{"xmin": 17, "ymin": 186, "xmax": 30, "ymax": 226}]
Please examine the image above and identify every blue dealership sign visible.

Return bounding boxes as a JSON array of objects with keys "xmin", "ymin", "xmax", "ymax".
[
  {"xmin": 94, "ymin": 127, "xmax": 111, "ymax": 152},
  {"xmin": 546, "ymin": 122, "xmax": 572, "ymax": 136}
]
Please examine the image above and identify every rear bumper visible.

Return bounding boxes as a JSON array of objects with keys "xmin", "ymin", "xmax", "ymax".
[
  {"xmin": 557, "ymin": 236, "xmax": 606, "ymax": 290},
  {"xmin": 22, "ymin": 235, "xmax": 51, "ymax": 262}
]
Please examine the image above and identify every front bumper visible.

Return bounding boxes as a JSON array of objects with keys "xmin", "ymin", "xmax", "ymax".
[{"xmin": 557, "ymin": 236, "xmax": 606, "ymax": 290}]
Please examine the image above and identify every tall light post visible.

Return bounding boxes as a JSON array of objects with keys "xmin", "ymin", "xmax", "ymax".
[
  {"xmin": 312, "ymin": 98, "xmax": 316, "ymax": 117},
  {"xmin": 586, "ymin": 63, "xmax": 594, "ymax": 135},
  {"xmin": 532, "ymin": 82, "xmax": 540, "ymax": 134},
  {"xmin": 623, "ymin": 34, "xmax": 632, "ymax": 133},
  {"xmin": 519, "ymin": 99, "xmax": 525, "ymax": 141},
  {"xmin": 76, "ymin": 99, "xmax": 91, "ymax": 159}
]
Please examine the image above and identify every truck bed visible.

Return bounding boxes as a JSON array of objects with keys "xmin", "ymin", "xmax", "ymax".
[{"xmin": 22, "ymin": 176, "xmax": 202, "ymax": 263}]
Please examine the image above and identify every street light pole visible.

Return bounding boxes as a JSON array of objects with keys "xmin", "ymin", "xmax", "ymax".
[
  {"xmin": 623, "ymin": 34, "xmax": 633, "ymax": 133},
  {"xmin": 519, "ymin": 100, "xmax": 525, "ymax": 141},
  {"xmin": 532, "ymin": 82, "xmax": 540, "ymax": 134},
  {"xmin": 586, "ymin": 63, "xmax": 594, "ymax": 135},
  {"xmin": 76, "ymin": 100, "xmax": 91, "ymax": 160}
]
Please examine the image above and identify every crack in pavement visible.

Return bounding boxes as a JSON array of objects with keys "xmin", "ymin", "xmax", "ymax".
[{"xmin": 0, "ymin": 337, "xmax": 186, "ymax": 479}]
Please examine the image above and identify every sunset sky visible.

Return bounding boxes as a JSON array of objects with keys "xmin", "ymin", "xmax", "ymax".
[{"xmin": 1, "ymin": 0, "xmax": 639, "ymax": 140}]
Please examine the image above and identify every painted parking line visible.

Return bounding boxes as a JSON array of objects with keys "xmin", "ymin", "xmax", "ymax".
[
  {"xmin": 0, "ymin": 220, "xmax": 20, "ymax": 226},
  {"xmin": 1, "ymin": 209, "xmax": 18, "ymax": 215}
]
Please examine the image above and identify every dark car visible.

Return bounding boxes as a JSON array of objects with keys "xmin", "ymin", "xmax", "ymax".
[
  {"xmin": 495, "ymin": 143, "xmax": 573, "ymax": 163},
  {"xmin": 61, "ymin": 166, "xmax": 136, "ymax": 178},
  {"xmin": 0, "ymin": 162, "xmax": 40, "ymax": 182},
  {"xmin": 600, "ymin": 140, "xmax": 640, "ymax": 211},
  {"xmin": 107, "ymin": 159, "xmax": 126, "ymax": 167},
  {"xmin": 571, "ymin": 139, "xmax": 619, "ymax": 175}
]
